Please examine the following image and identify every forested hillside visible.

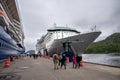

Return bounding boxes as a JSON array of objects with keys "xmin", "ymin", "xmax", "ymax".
[{"xmin": 85, "ymin": 33, "xmax": 120, "ymax": 53}]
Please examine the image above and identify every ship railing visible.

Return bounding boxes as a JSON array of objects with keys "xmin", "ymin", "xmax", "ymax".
[
  {"xmin": 0, "ymin": 2, "xmax": 14, "ymax": 23},
  {"xmin": 0, "ymin": 10, "xmax": 9, "ymax": 26},
  {"xmin": 80, "ymin": 30, "xmax": 101, "ymax": 34}
]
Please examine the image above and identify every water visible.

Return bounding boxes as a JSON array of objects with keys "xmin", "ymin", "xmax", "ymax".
[{"xmin": 82, "ymin": 54, "xmax": 120, "ymax": 67}]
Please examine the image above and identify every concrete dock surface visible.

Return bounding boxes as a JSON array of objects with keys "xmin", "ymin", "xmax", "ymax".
[{"xmin": 0, "ymin": 57, "xmax": 120, "ymax": 80}]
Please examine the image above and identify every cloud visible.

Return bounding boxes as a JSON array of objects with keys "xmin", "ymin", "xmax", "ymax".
[{"xmin": 18, "ymin": 0, "xmax": 120, "ymax": 51}]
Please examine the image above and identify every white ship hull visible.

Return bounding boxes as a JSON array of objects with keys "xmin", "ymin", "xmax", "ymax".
[{"xmin": 46, "ymin": 31, "xmax": 101, "ymax": 55}]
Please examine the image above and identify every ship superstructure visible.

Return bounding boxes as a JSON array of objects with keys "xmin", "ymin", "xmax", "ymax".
[
  {"xmin": 36, "ymin": 26, "xmax": 80, "ymax": 54},
  {"xmin": 0, "ymin": 0, "xmax": 25, "ymax": 60},
  {"xmin": 36, "ymin": 25, "xmax": 101, "ymax": 56}
]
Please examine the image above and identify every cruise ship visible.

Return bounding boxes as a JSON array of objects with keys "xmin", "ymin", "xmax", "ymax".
[
  {"xmin": 36, "ymin": 24, "xmax": 101, "ymax": 56},
  {"xmin": 0, "ymin": 0, "xmax": 25, "ymax": 60}
]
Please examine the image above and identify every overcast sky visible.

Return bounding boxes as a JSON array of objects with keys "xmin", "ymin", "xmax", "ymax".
[{"xmin": 18, "ymin": 0, "xmax": 120, "ymax": 51}]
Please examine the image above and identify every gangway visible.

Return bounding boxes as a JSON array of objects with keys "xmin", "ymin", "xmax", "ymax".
[
  {"xmin": 62, "ymin": 41, "xmax": 77, "ymax": 55},
  {"xmin": 62, "ymin": 41, "xmax": 78, "ymax": 61}
]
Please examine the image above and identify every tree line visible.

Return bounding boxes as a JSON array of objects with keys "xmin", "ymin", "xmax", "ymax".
[{"xmin": 85, "ymin": 33, "xmax": 120, "ymax": 54}]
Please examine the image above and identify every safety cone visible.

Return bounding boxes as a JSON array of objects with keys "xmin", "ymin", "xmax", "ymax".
[
  {"xmin": 80, "ymin": 61, "xmax": 83, "ymax": 67},
  {"xmin": 4, "ymin": 58, "xmax": 10, "ymax": 68}
]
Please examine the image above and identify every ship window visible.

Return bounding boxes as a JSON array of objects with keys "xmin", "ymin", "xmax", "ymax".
[
  {"xmin": 2, "ymin": 44, "xmax": 4, "ymax": 47},
  {"xmin": 4, "ymin": 44, "xmax": 6, "ymax": 48},
  {"xmin": 4, "ymin": 44, "xmax": 6, "ymax": 47},
  {"xmin": 0, "ymin": 42, "xmax": 1, "ymax": 47}
]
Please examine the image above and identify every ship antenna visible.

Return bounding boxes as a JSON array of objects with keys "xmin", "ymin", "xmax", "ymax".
[
  {"xmin": 66, "ymin": 24, "xmax": 68, "ymax": 27},
  {"xmin": 91, "ymin": 25, "xmax": 97, "ymax": 32},
  {"xmin": 94, "ymin": 25, "xmax": 96, "ymax": 31},
  {"xmin": 53, "ymin": 23, "xmax": 57, "ymax": 27},
  {"xmin": 91, "ymin": 28, "xmax": 94, "ymax": 32}
]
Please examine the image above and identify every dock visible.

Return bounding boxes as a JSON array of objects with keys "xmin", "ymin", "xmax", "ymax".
[{"xmin": 0, "ymin": 57, "xmax": 120, "ymax": 80}]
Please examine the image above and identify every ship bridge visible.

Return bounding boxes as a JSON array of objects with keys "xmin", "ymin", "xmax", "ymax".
[{"xmin": 48, "ymin": 26, "xmax": 80, "ymax": 33}]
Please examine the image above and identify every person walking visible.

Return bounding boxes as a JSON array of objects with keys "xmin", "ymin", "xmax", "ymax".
[
  {"xmin": 72, "ymin": 55, "xmax": 76, "ymax": 68},
  {"xmin": 58, "ymin": 54, "xmax": 62, "ymax": 66},
  {"xmin": 60, "ymin": 54, "xmax": 67, "ymax": 69},
  {"xmin": 75, "ymin": 54, "xmax": 82, "ymax": 68},
  {"xmin": 53, "ymin": 53, "xmax": 59, "ymax": 70}
]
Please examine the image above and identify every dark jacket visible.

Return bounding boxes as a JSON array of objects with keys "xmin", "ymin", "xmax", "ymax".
[
  {"xmin": 61, "ymin": 56, "xmax": 66, "ymax": 63},
  {"xmin": 76, "ymin": 56, "xmax": 82, "ymax": 63}
]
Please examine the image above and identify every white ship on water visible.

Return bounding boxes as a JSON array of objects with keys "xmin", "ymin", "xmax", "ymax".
[{"xmin": 36, "ymin": 24, "xmax": 101, "ymax": 56}]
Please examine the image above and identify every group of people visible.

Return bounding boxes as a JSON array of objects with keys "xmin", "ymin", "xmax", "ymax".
[
  {"xmin": 72, "ymin": 54, "xmax": 82, "ymax": 68},
  {"xmin": 53, "ymin": 53, "xmax": 82, "ymax": 70},
  {"xmin": 53, "ymin": 53, "xmax": 67, "ymax": 70}
]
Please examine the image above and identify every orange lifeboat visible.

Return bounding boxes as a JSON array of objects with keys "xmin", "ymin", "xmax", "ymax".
[
  {"xmin": 0, "ymin": 10, "xmax": 9, "ymax": 26},
  {"xmin": 0, "ymin": 10, "xmax": 4, "ymax": 14}
]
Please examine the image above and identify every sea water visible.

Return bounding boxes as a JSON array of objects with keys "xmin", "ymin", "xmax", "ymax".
[{"xmin": 82, "ymin": 54, "xmax": 120, "ymax": 67}]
